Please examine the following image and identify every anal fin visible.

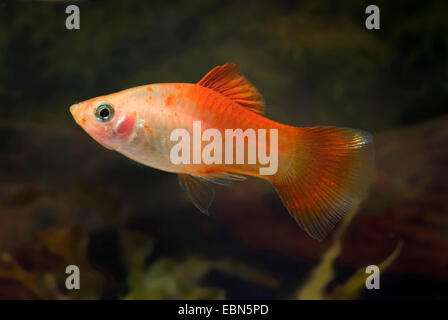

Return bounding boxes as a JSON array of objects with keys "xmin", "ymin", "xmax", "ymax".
[{"xmin": 178, "ymin": 174, "xmax": 215, "ymax": 215}]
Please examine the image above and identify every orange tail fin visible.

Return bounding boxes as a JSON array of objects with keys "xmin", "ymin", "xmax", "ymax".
[{"xmin": 272, "ymin": 126, "xmax": 374, "ymax": 240}]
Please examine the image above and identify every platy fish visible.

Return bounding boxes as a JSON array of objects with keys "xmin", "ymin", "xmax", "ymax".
[{"xmin": 70, "ymin": 63, "xmax": 374, "ymax": 240}]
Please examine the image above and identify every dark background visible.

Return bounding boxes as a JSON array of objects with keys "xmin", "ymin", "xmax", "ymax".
[{"xmin": 0, "ymin": 0, "xmax": 447, "ymax": 299}]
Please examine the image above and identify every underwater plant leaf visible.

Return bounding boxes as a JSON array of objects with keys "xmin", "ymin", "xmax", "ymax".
[
  {"xmin": 125, "ymin": 256, "xmax": 224, "ymax": 300},
  {"xmin": 0, "ymin": 252, "xmax": 44, "ymax": 298},
  {"xmin": 119, "ymin": 229, "xmax": 154, "ymax": 299},
  {"xmin": 0, "ymin": 252, "xmax": 68, "ymax": 299},
  {"xmin": 119, "ymin": 229, "xmax": 154, "ymax": 273},
  {"xmin": 296, "ymin": 192, "xmax": 403, "ymax": 301},
  {"xmin": 0, "ymin": 227, "xmax": 104, "ymax": 300},
  {"xmin": 211, "ymin": 260, "xmax": 278, "ymax": 288},
  {"xmin": 37, "ymin": 227, "xmax": 104, "ymax": 299},
  {"xmin": 124, "ymin": 252, "xmax": 278, "ymax": 300},
  {"xmin": 295, "ymin": 206, "xmax": 359, "ymax": 300},
  {"xmin": 327, "ymin": 241, "xmax": 403, "ymax": 300}
]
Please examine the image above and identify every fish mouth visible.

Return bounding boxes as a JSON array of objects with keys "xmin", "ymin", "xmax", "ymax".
[
  {"xmin": 70, "ymin": 104, "xmax": 79, "ymax": 116},
  {"xmin": 69, "ymin": 104, "xmax": 114, "ymax": 151}
]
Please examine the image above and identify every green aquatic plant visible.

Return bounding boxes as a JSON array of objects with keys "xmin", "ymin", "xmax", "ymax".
[
  {"xmin": 0, "ymin": 226, "xmax": 277, "ymax": 299},
  {"xmin": 296, "ymin": 207, "xmax": 403, "ymax": 300},
  {"xmin": 121, "ymin": 230, "xmax": 277, "ymax": 300},
  {"xmin": 0, "ymin": 227, "xmax": 104, "ymax": 299}
]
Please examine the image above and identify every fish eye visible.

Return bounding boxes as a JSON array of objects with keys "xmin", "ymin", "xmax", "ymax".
[{"xmin": 95, "ymin": 102, "xmax": 114, "ymax": 122}]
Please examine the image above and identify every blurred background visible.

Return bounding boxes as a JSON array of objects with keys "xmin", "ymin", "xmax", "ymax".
[{"xmin": 0, "ymin": 0, "xmax": 447, "ymax": 299}]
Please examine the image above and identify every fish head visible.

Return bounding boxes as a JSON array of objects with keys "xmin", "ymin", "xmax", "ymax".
[{"xmin": 70, "ymin": 94, "xmax": 137, "ymax": 150}]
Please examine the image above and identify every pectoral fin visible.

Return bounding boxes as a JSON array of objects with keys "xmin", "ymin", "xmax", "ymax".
[{"xmin": 178, "ymin": 174, "xmax": 215, "ymax": 215}]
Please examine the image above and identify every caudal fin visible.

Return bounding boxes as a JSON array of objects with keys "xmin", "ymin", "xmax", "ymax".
[{"xmin": 272, "ymin": 126, "xmax": 374, "ymax": 240}]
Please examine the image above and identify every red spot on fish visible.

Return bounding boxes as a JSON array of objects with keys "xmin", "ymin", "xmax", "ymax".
[
  {"xmin": 143, "ymin": 125, "xmax": 153, "ymax": 134},
  {"xmin": 81, "ymin": 117, "xmax": 86, "ymax": 125},
  {"xmin": 165, "ymin": 94, "xmax": 175, "ymax": 107},
  {"xmin": 146, "ymin": 86, "xmax": 153, "ymax": 92},
  {"xmin": 115, "ymin": 115, "xmax": 135, "ymax": 139}
]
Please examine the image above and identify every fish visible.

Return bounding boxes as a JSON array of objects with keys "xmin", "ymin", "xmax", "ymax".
[{"xmin": 70, "ymin": 63, "xmax": 374, "ymax": 240}]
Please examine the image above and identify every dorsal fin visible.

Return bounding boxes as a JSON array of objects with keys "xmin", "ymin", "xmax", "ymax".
[{"xmin": 197, "ymin": 63, "xmax": 265, "ymax": 115}]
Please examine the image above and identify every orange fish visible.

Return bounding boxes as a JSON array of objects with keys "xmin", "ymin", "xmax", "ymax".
[{"xmin": 70, "ymin": 63, "xmax": 374, "ymax": 240}]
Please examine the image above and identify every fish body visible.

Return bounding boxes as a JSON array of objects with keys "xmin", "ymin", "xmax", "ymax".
[
  {"xmin": 70, "ymin": 63, "xmax": 374, "ymax": 240},
  {"xmin": 72, "ymin": 82, "xmax": 289, "ymax": 177}
]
